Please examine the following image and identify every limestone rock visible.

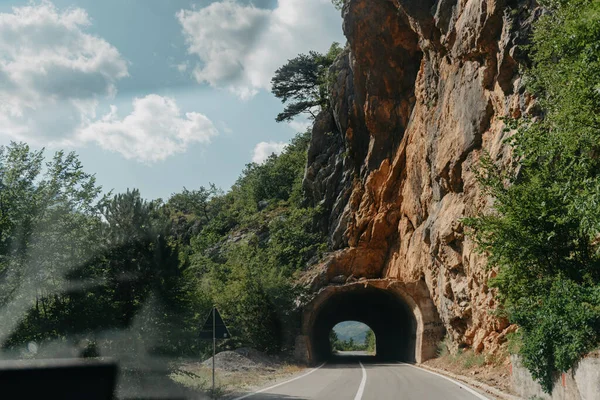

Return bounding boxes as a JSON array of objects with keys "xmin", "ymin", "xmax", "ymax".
[{"xmin": 303, "ymin": 0, "xmax": 538, "ymax": 355}]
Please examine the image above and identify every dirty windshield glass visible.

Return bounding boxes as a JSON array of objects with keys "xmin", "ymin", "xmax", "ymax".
[{"xmin": 2, "ymin": 0, "xmax": 600, "ymax": 400}]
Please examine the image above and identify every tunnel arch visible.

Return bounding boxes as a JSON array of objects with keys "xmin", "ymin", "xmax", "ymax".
[
  {"xmin": 296, "ymin": 280, "xmax": 444, "ymax": 364},
  {"xmin": 313, "ymin": 286, "xmax": 416, "ymax": 361}
]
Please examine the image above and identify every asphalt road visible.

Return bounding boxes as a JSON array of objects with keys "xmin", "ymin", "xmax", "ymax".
[{"xmin": 233, "ymin": 355, "xmax": 489, "ymax": 400}]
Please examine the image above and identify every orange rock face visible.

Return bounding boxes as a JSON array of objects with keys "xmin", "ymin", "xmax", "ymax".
[{"xmin": 304, "ymin": 0, "xmax": 539, "ymax": 353}]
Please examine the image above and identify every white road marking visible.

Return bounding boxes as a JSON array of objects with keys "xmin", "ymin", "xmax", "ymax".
[
  {"xmin": 353, "ymin": 361, "xmax": 367, "ymax": 400},
  {"xmin": 231, "ymin": 362, "xmax": 326, "ymax": 400},
  {"xmin": 398, "ymin": 362, "xmax": 491, "ymax": 400}
]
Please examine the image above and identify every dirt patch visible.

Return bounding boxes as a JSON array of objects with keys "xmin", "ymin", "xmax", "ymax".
[
  {"xmin": 200, "ymin": 347, "xmax": 277, "ymax": 372},
  {"xmin": 423, "ymin": 352, "xmax": 514, "ymax": 396},
  {"xmin": 170, "ymin": 348, "xmax": 303, "ymax": 399}
]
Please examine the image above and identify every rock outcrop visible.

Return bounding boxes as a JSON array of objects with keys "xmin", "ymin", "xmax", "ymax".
[{"xmin": 304, "ymin": 0, "xmax": 540, "ymax": 354}]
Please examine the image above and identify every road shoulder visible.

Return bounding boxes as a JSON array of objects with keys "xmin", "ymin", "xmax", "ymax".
[{"xmin": 416, "ymin": 363, "xmax": 520, "ymax": 400}]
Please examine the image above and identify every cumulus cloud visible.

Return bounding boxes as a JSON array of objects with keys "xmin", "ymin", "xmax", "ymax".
[
  {"xmin": 177, "ymin": 0, "xmax": 342, "ymax": 99},
  {"xmin": 0, "ymin": 2, "xmax": 219, "ymax": 163},
  {"xmin": 0, "ymin": 2, "xmax": 128, "ymax": 143},
  {"xmin": 252, "ymin": 141, "xmax": 288, "ymax": 164},
  {"xmin": 287, "ymin": 118, "xmax": 312, "ymax": 133},
  {"xmin": 80, "ymin": 95, "xmax": 218, "ymax": 163},
  {"xmin": 177, "ymin": 2, "xmax": 270, "ymax": 99}
]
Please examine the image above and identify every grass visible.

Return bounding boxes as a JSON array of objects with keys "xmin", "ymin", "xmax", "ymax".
[
  {"xmin": 461, "ymin": 350, "xmax": 486, "ymax": 369},
  {"xmin": 485, "ymin": 350, "xmax": 509, "ymax": 368},
  {"xmin": 428, "ymin": 337, "xmax": 514, "ymax": 395},
  {"xmin": 506, "ymin": 331, "xmax": 522, "ymax": 355},
  {"xmin": 437, "ymin": 337, "xmax": 452, "ymax": 358},
  {"xmin": 436, "ymin": 338, "xmax": 486, "ymax": 369}
]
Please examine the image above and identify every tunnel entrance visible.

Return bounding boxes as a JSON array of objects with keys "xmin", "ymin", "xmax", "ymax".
[
  {"xmin": 330, "ymin": 321, "xmax": 376, "ymax": 355},
  {"xmin": 297, "ymin": 280, "xmax": 444, "ymax": 365},
  {"xmin": 311, "ymin": 285, "xmax": 417, "ymax": 362}
]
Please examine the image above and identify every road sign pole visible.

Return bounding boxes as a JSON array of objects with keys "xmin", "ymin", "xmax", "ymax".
[
  {"xmin": 200, "ymin": 306, "xmax": 230, "ymax": 397},
  {"xmin": 212, "ymin": 305, "xmax": 216, "ymax": 397}
]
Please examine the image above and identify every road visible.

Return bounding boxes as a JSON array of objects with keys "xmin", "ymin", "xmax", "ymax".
[{"xmin": 233, "ymin": 355, "xmax": 489, "ymax": 400}]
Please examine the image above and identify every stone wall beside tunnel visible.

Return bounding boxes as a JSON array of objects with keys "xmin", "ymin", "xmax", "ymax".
[{"xmin": 296, "ymin": 279, "xmax": 444, "ymax": 364}]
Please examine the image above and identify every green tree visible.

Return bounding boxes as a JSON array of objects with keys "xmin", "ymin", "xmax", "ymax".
[
  {"xmin": 271, "ymin": 43, "xmax": 343, "ymax": 122},
  {"xmin": 365, "ymin": 330, "xmax": 376, "ymax": 353},
  {"xmin": 347, "ymin": 337, "xmax": 355, "ymax": 349},
  {"xmin": 205, "ymin": 243, "xmax": 301, "ymax": 353},
  {"xmin": 188, "ymin": 132, "xmax": 326, "ymax": 354},
  {"xmin": 0, "ymin": 128, "xmax": 324, "ymax": 362},
  {"xmin": 0, "ymin": 145, "xmax": 104, "ymax": 347},
  {"xmin": 329, "ymin": 329, "xmax": 339, "ymax": 345},
  {"xmin": 331, "ymin": 0, "xmax": 344, "ymax": 10},
  {"xmin": 465, "ymin": 0, "xmax": 600, "ymax": 392},
  {"xmin": 0, "ymin": 143, "xmax": 45, "ymax": 312}
]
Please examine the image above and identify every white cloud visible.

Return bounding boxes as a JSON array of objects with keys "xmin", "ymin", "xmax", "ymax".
[
  {"xmin": 177, "ymin": 0, "xmax": 343, "ymax": 99},
  {"xmin": 287, "ymin": 118, "xmax": 312, "ymax": 133},
  {"xmin": 177, "ymin": 1, "xmax": 270, "ymax": 98},
  {"xmin": 252, "ymin": 141, "xmax": 288, "ymax": 164},
  {"xmin": 80, "ymin": 95, "xmax": 218, "ymax": 163},
  {"xmin": 175, "ymin": 62, "xmax": 189, "ymax": 73},
  {"xmin": 0, "ymin": 1, "xmax": 128, "ymax": 143},
  {"xmin": 0, "ymin": 2, "xmax": 218, "ymax": 164}
]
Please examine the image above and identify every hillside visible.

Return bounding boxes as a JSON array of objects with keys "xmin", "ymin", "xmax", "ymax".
[{"xmin": 332, "ymin": 321, "xmax": 370, "ymax": 344}]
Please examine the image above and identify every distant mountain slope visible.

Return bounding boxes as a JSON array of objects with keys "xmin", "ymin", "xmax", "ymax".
[{"xmin": 333, "ymin": 321, "xmax": 371, "ymax": 344}]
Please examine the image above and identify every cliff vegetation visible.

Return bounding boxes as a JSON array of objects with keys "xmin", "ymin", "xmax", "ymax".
[{"xmin": 466, "ymin": 0, "xmax": 600, "ymax": 392}]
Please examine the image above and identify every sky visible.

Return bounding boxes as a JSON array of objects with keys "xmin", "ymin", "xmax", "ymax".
[{"xmin": 0, "ymin": 0, "xmax": 345, "ymax": 200}]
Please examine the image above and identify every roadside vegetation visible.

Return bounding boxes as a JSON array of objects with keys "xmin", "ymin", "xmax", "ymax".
[
  {"xmin": 0, "ymin": 130, "xmax": 325, "ymax": 361},
  {"xmin": 465, "ymin": 0, "xmax": 600, "ymax": 392},
  {"xmin": 329, "ymin": 329, "xmax": 375, "ymax": 353},
  {"xmin": 436, "ymin": 339, "xmax": 487, "ymax": 370},
  {"xmin": 170, "ymin": 348, "xmax": 304, "ymax": 398},
  {"xmin": 427, "ymin": 338, "xmax": 513, "ymax": 393}
]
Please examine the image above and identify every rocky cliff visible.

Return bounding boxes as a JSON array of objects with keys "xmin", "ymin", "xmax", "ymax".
[{"xmin": 304, "ymin": 0, "xmax": 540, "ymax": 354}]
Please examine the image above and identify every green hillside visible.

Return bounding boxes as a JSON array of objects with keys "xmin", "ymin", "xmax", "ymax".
[{"xmin": 332, "ymin": 321, "xmax": 371, "ymax": 344}]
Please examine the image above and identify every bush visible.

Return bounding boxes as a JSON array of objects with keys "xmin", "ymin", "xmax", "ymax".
[
  {"xmin": 461, "ymin": 350, "xmax": 486, "ymax": 369},
  {"xmin": 465, "ymin": 0, "xmax": 600, "ymax": 392},
  {"xmin": 188, "ymin": 131, "xmax": 326, "ymax": 354}
]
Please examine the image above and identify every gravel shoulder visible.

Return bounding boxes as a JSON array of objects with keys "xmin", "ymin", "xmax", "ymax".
[
  {"xmin": 423, "ymin": 355, "xmax": 515, "ymax": 398},
  {"xmin": 169, "ymin": 348, "xmax": 305, "ymax": 399}
]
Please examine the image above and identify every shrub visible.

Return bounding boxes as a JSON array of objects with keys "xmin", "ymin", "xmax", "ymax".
[{"xmin": 465, "ymin": 0, "xmax": 600, "ymax": 392}]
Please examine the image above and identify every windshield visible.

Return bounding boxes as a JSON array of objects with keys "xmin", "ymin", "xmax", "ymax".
[
  {"xmin": 2, "ymin": 1, "xmax": 600, "ymax": 400},
  {"xmin": 0, "ymin": 0, "xmax": 343, "ymax": 398}
]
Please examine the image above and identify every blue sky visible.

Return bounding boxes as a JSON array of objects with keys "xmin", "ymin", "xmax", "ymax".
[{"xmin": 0, "ymin": 0, "xmax": 344, "ymax": 200}]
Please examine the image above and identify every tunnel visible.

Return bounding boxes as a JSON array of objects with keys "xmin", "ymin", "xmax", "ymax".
[{"xmin": 309, "ymin": 284, "xmax": 418, "ymax": 363}]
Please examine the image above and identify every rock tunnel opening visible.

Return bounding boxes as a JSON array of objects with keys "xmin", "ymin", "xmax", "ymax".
[
  {"xmin": 310, "ymin": 285, "xmax": 417, "ymax": 363},
  {"xmin": 330, "ymin": 321, "xmax": 376, "ymax": 355}
]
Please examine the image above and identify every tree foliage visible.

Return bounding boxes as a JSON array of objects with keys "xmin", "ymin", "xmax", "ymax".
[
  {"xmin": 0, "ymin": 129, "xmax": 324, "ymax": 361},
  {"xmin": 331, "ymin": 0, "xmax": 344, "ymax": 11},
  {"xmin": 329, "ymin": 330, "xmax": 376, "ymax": 352},
  {"xmin": 191, "ymin": 131, "xmax": 326, "ymax": 353},
  {"xmin": 465, "ymin": 0, "xmax": 600, "ymax": 392},
  {"xmin": 365, "ymin": 330, "xmax": 376, "ymax": 353},
  {"xmin": 271, "ymin": 43, "xmax": 343, "ymax": 122}
]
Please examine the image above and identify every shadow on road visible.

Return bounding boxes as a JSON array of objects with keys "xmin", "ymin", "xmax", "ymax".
[
  {"xmin": 326, "ymin": 354, "xmax": 375, "ymax": 366},
  {"xmin": 324, "ymin": 352, "xmax": 411, "ymax": 367}
]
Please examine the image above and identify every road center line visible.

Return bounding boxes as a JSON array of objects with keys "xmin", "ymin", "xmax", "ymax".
[
  {"xmin": 397, "ymin": 362, "xmax": 491, "ymax": 400},
  {"xmin": 353, "ymin": 361, "xmax": 367, "ymax": 400},
  {"xmin": 231, "ymin": 362, "xmax": 326, "ymax": 400}
]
